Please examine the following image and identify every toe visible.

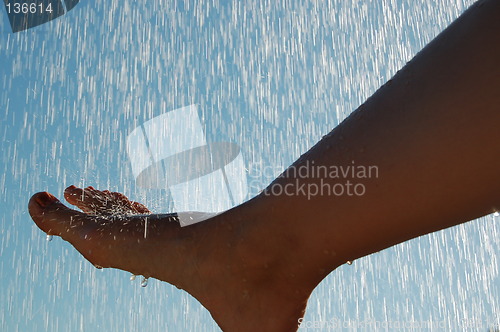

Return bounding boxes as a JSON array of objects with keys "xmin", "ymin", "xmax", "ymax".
[
  {"xmin": 28, "ymin": 192, "xmax": 62, "ymax": 235},
  {"xmin": 64, "ymin": 185, "xmax": 107, "ymax": 214},
  {"xmin": 131, "ymin": 201, "xmax": 151, "ymax": 214},
  {"xmin": 28, "ymin": 191, "xmax": 94, "ymax": 237},
  {"xmin": 64, "ymin": 185, "xmax": 151, "ymax": 216},
  {"xmin": 64, "ymin": 185, "xmax": 86, "ymax": 209}
]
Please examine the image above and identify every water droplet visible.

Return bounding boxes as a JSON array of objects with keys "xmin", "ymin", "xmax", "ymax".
[
  {"xmin": 494, "ymin": 212, "xmax": 499, "ymax": 217},
  {"xmin": 141, "ymin": 276, "xmax": 149, "ymax": 287},
  {"xmin": 130, "ymin": 274, "xmax": 136, "ymax": 281},
  {"xmin": 346, "ymin": 261, "xmax": 352, "ymax": 265},
  {"xmin": 46, "ymin": 234, "xmax": 53, "ymax": 242}
]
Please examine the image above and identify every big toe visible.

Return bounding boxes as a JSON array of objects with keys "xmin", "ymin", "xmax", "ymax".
[
  {"xmin": 28, "ymin": 192, "xmax": 59, "ymax": 232},
  {"xmin": 28, "ymin": 191, "xmax": 87, "ymax": 236}
]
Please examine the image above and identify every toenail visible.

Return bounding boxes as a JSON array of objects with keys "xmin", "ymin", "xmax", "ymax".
[{"xmin": 35, "ymin": 192, "xmax": 57, "ymax": 208}]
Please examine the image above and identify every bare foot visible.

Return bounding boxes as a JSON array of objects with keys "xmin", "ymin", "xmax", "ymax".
[{"xmin": 28, "ymin": 186, "xmax": 317, "ymax": 332}]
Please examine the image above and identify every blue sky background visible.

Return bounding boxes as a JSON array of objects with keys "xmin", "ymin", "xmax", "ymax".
[{"xmin": 1, "ymin": 0, "xmax": 499, "ymax": 331}]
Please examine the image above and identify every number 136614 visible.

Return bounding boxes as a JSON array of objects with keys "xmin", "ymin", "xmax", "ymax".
[{"xmin": 5, "ymin": 2, "xmax": 54, "ymax": 14}]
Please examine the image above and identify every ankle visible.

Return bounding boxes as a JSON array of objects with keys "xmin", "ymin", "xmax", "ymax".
[
  {"xmin": 202, "ymin": 274, "xmax": 310, "ymax": 332},
  {"xmin": 188, "ymin": 201, "xmax": 312, "ymax": 331}
]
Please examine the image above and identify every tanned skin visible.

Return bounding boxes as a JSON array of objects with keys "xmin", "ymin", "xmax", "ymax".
[{"xmin": 29, "ymin": 1, "xmax": 500, "ymax": 331}]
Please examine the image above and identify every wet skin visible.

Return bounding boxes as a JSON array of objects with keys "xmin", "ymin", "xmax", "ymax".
[
  {"xmin": 28, "ymin": 1, "xmax": 500, "ymax": 331},
  {"xmin": 29, "ymin": 186, "xmax": 314, "ymax": 332}
]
